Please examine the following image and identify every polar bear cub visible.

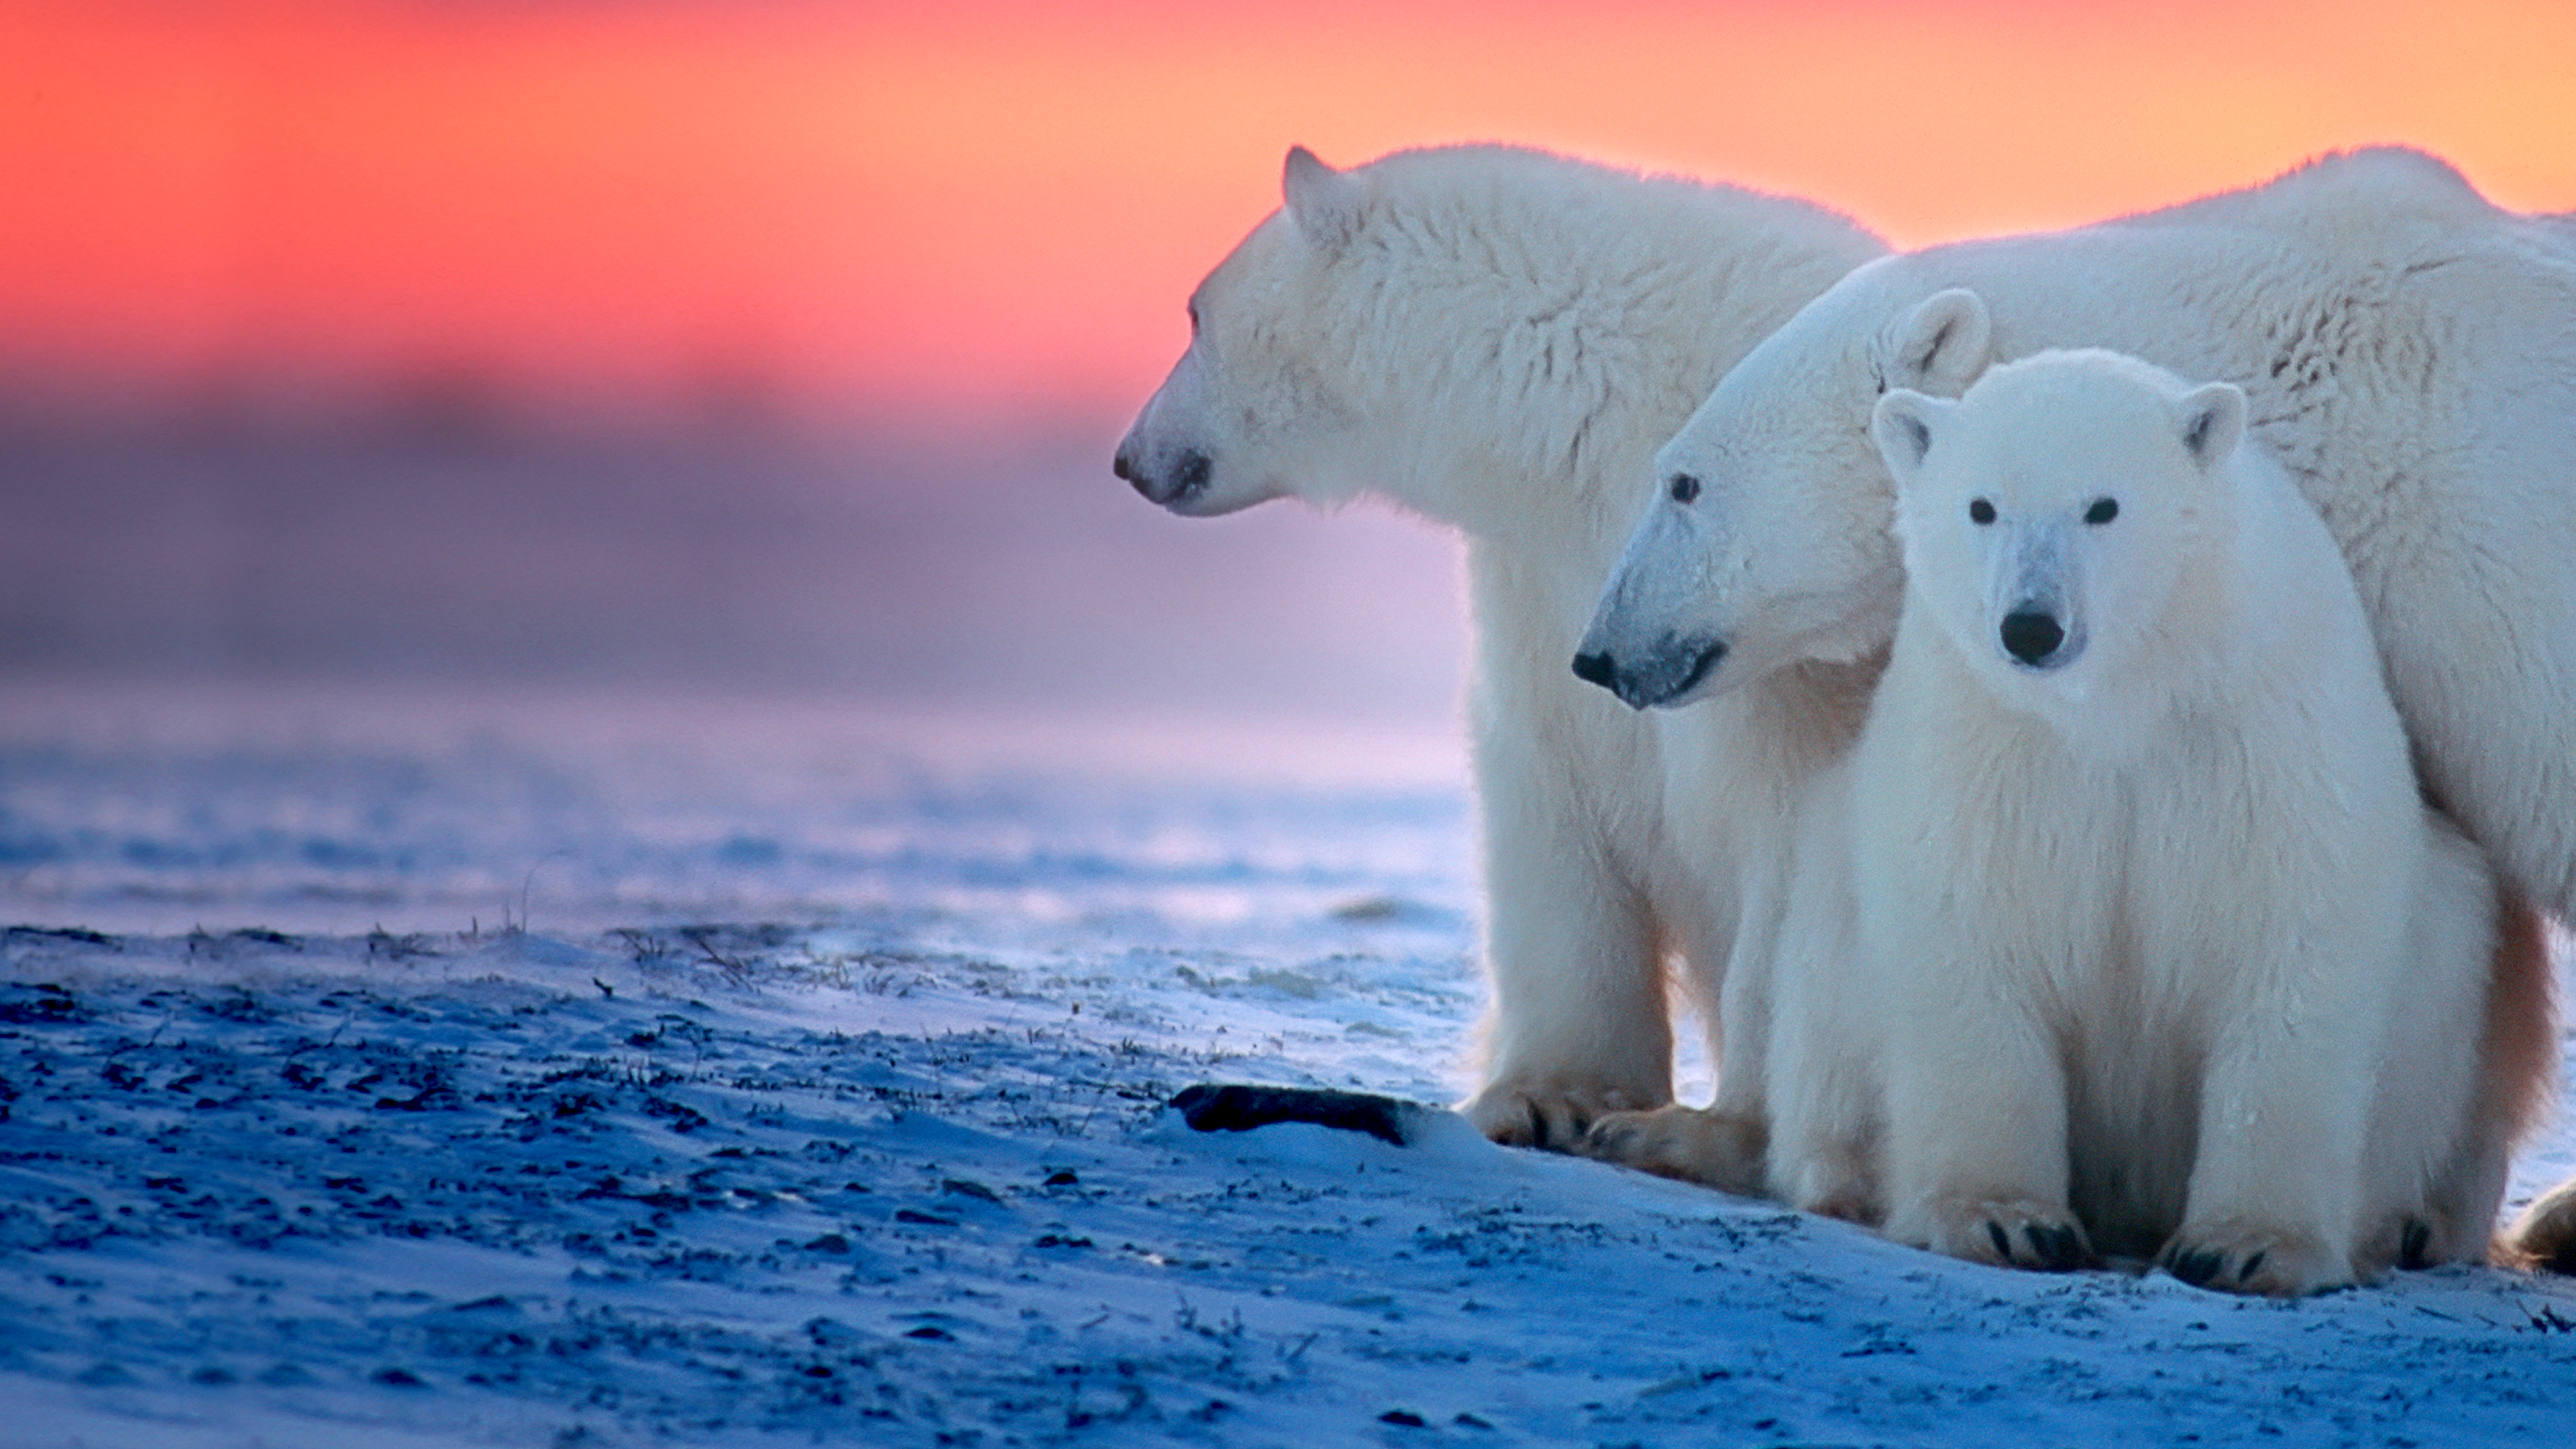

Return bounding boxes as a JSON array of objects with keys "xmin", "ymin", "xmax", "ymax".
[{"xmin": 1849, "ymin": 349, "xmax": 2536, "ymax": 1294}]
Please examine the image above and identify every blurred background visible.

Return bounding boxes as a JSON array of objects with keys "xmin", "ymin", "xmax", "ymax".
[{"xmin": 5, "ymin": 0, "xmax": 2576, "ymax": 749}]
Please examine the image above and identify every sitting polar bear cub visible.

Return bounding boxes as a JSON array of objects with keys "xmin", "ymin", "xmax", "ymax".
[{"xmin": 1827, "ymin": 349, "xmax": 2548, "ymax": 1295}]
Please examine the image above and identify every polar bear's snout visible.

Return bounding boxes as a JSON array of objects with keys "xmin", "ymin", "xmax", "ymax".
[
  {"xmin": 1985, "ymin": 518, "xmax": 2086, "ymax": 672},
  {"xmin": 2000, "ymin": 606, "xmax": 2070, "ymax": 668},
  {"xmin": 1575, "ymin": 481, "xmax": 1741, "ymax": 709},
  {"xmin": 1570, "ymin": 635, "xmax": 1727, "ymax": 711},
  {"xmin": 1114, "ymin": 443, "xmax": 1214, "ymax": 511},
  {"xmin": 1992, "ymin": 584, "xmax": 2085, "ymax": 672}
]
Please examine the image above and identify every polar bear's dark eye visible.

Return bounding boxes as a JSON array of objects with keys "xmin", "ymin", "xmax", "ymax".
[
  {"xmin": 2085, "ymin": 497, "xmax": 2118, "ymax": 525},
  {"xmin": 1968, "ymin": 498, "xmax": 1996, "ymax": 525},
  {"xmin": 1668, "ymin": 473, "xmax": 1701, "ymax": 504},
  {"xmin": 1186, "ymin": 301, "xmax": 1202, "ymax": 335}
]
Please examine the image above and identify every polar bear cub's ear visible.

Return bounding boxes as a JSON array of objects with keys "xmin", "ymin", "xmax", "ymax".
[
  {"xmin": 1283, "ymin": 145, "xmax": 1367, "ymax": 252},
  {"xmin": 2176, "ymin": 381, "xmax": 2247, "ymax": 470},
  {"xmin": 1888, "ymin": 288, "xmax": 1994, "ymax": 396},
  {"xmin": 1871, "ymin": 388, "xmax": 1951, "ymax": 489}
]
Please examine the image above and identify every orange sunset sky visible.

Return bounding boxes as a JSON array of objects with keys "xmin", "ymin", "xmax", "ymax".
[{"xmin": 6, "ymin": 0, "xmax": 2576, "ymax": 427}]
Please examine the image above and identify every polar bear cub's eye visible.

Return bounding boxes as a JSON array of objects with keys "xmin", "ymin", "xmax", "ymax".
[
  {"xmin": 2085, "ymin": 497, "xmax": 2119, "ymax": 525},
  {"xmin": 1968, "ymin": 498, "xmax": 1996, "ymax": 525},
  {"xmin": 1668, "ymin": 473, "xmax": 1701, "ymax": 504}
]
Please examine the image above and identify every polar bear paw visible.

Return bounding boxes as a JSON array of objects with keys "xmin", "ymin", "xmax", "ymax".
[
  {"xmin": 1461, "ymin": 1081, "xmax": 1649, "ymax": 1152},
  {"xmin": 2158, "ymin": 1220, "xmax": 2347, "ymax": 1297},
  {"xmin": 1891, "ymin": 1193, "xmax": 2094, "ymax": 1272},
  {"xmin": 1577, "ymin": 1106, "xmax": 1768, "ymax": 1197},
  {"xmin": 2500, "ymin": 1177, "xmax": 2576, "ymax": 1275}
]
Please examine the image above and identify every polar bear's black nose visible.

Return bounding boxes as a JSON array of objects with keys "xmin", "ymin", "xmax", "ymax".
[
  {"xmin": 1116, "ymin": 447, "xmax": 1214, "ymax": 508},
  {"xmin": 2000, "ymin": 610, "xmax": 2066, "ymax": 665},
  {"xmin": 1571, "ymin": 651, "xmax": 1619, "ymax": 689}
]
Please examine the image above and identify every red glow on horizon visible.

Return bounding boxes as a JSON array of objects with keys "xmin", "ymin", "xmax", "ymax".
[{"xmin": 6, "ymin": 1, "xmax": 2575, "ymax": 424}]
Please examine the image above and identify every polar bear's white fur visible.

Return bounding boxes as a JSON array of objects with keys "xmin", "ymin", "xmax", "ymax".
[
  {"xmin": 1583, "ymin": 148, "xmax": 2576, "ymax": 924},
  {"xmin": 1821, "ymin": 350, "xmax": 2546, "ymax": 1293},
  {"xmin": 1574, "ymin": 149, "xmax": 2576, "ymax": 1258},
  {"xmin": 1114, "ymin": 145, "xmax": 1884, "ymax": 1154}
]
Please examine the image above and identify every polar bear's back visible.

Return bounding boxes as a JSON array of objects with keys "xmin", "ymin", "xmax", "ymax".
[
  {"xmin": 1354, "ymin": 144, "xmax": 1878, "ymax": 263},
  {"xmin": 2112, "ymin": 146, "xmax": 2493, "ymax": 235}
]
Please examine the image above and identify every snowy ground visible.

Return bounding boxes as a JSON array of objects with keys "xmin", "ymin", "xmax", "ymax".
[{"xmin": 3, "ymin": 680, "xmax": 2573, "ymax": 1448}]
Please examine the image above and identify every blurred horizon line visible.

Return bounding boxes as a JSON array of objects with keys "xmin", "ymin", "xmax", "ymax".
[
  {"xmin": 0, "ymin": 356, "xmax": 1469, "ymax": 732},
  {"xmin": 0, "ymin": 350, "xmax": 1138, "ymax": 455}
]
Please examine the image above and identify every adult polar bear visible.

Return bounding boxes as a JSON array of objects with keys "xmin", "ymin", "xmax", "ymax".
[
  {"xmin": 1114, "ymin": 144, "xmax": 1884, "ymax": 1155},
  {"xmin": 1844, "ymin": 350, "xmax": 2539, "ymax": 1293},
  {"xmin": 1576, "ymin": 147, "xmax": 2576, "ymax": 1263}
]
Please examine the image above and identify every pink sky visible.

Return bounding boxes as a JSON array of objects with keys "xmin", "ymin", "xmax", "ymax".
[{"xmin": 5, "ymin": 1, "xmax": 2575, "ymax": 423}]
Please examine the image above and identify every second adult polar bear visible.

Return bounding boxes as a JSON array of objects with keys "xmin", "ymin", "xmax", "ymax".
[
  {"xmin": 1114, "ymin": 145, "xmax": 1885, "ymax": 1151},
  {"xmin": 1573, "ymin": 149, "xmax": 2576, "ymax": 1260},
  {"xmin": 1579, "ymin": 148, "xmax": 2576, "ymax": 936},
  {"xmin": 1847, "ymin": 350, "xmax": 2548, "ymax": 1293}
]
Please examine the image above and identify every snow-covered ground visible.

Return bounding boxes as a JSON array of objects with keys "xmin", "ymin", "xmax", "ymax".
[{"xmin": 2, "ymin": 680, "xmax": 2573, "ymax": 1448}]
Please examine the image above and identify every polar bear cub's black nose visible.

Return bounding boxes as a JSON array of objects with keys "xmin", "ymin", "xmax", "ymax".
[{"xmin": 2000, "ymin": 610, "xmax": 2066, "ymax": 665}]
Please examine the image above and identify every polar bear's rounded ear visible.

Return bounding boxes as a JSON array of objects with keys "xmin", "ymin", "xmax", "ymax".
[
  {"xmin": 2177, "ymin": 381, "xmax": 2247, "ymax": 470},
  {"xmin": 1283, "ymin": 146, "xmax": 1367, "ymax": 253},
  {"xmin": 1871, "ymin": 388, "xmax": 1948, "ymax": 486},
  {"xmin": 1890, "ymin": 288, "xmax": 1994, "ymax": 396}
]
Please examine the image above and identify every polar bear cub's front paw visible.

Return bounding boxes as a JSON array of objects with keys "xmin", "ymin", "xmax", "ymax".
[{"xmin": 2159, "ymin": 1220, "xmax": 2348, "ymax": 1297}]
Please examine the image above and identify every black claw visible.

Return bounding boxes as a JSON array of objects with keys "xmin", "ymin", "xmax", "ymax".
[
  {"xmin": 2237, "ymin": 1250, "xmax": 2267, "ymax": 1285},
  {"xmin": 2027, "ymin": 1222, "xmax": 2084, "ymax": 1271},
  {"xmin": 2400, "ymin": 1218, "xmax": 2433, "ymax": 1271},
  {"xmin": 1987, "ymin": 1220, "xmax": 2015, "ymax": 1260},
  {"xmin": 2168, "ymin": 1248, "xmax": 2221, "ymax": 1287},
  {"xmin": 1524, "ymin": 1099, "xmax": 1550, "ymax": 1151}
]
